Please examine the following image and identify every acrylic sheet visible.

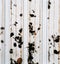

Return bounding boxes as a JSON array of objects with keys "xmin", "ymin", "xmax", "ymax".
[{"xmin": 0, "ymin": 0, "xmax": 60, "ymax": 64}]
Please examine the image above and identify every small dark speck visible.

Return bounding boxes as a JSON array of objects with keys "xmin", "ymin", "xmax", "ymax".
[
  {"xmin": 15, "ymin": 22, "xmax": 18, "ymax": 24},
  {"xmin": 29, "ymin": 30, "xmax": 35, "ymax": 35},
  {"xmin": 18, "ymin": 44, "xmax": 21, "ymax": 48},
  {"xmin": 10, "ymin": 32, "xmax": 14, "ymax": 37},
  {"xmin": 47, "ymin": 17, "xmax": 49, "ymax": 19},
  {"xmin": 54, "ymin": 35, "xmax": 60, "ymax": 42},
  {"xmin": 19, "ymin": 28, "xmax": 22, "ymax": 33},
  {"xmin": 38, "ymin": 46, "xmax": 40, "ymax": 48},
  {"xmin": 10, "ymin": 58, "xmax": 13, "ymax": 64},
  {"xmin": 48, "ymin": 0, "xmax": 51, "ymax": 9},
  {"xmin": 18, "ymin": 33, "xmax": 21, "ymax": 35},
  {"xmin": 48, "ymin": 39, "xmax": 51, "ymax": 42},
  {"xmin": 14, "ymin": 21, "xmax": 18, "ymax": 26},
  {"xmin": 13, "ymin": 43, "xmax": 17, "ymax": 47},
  {"xmin": 51, "ymin": 35, "xmax": 54, "ymax": 39},
  {"xmin": 54, "ymin": 50, "xmax": 59, "ymax": 54},
  {"xmin": 30, "ymin": 14, "xmax": 36, "ymax": 17},
  {"xmin": 48, "ymin": 4, "xmax": 50, "ymax": 9},
  {"xmin": 36, "ymin": 62, "xmax": 39, "ymax": 64},
  {"xmin": 39, "ymin": 40, "xmax": 41, "ymax": 42},
  {"xmin": 29, "ymin": 22, "xmax": 32, "ymax": 25},
  {"xmin": 39, "ymin": 24, "xmax": 41, "ymax": 26},
  {"xmin": 48, "ymin": 1, "xmax": 51, "ymax": 4},
  {"xmin": 20, "ymin": 14, "xmax": 23, "ymax": 17},
  {"xmin": 32, "ymin": 10, "xmax": 35, "ymax": 13},
  {"xmin": 29, "ymin": 0, "xmax": 32, "ymax": 1},
  {"xmin": 0, "ymin": 27, "xmax": 5, "ymax": 30},
  {"xmin": 10, "ymin": 7, "xmax": 12, "ymax": 9},
  {"xmin": 14, "ymin": 4, "xmax": 17, "ymax": 7},
  {"xmin": 50, "ymin": 43, "xmax": 52, "ymax": 45},
  {"xmin": 1, "ymin": 40, "xmax": 4, "ymax": 43},
  {"xmin": 10, "ymin": 58, "xmax": 17, "ymax": 64},
  {"xmin": 38, "ymin": 27, "xmax": 40, "ymax": 30},
  {"xmin": 9, "ymin": 49, "xmax": 13, "ymax": 54}
]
